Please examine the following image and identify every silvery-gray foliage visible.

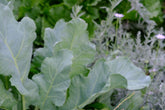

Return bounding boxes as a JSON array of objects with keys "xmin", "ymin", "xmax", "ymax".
[{"xmin": 93, "ymin": 0, "xmax": 165, "ymax": 109}]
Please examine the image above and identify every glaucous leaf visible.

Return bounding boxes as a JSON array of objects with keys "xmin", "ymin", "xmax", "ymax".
[
  {"xmin": 105, "ymin": 57, "xmax": 151, "ymax": 90},
  {"xmin": 0, "ymin": 80, "xmax": 17, "ymax": 109},
  {"xmin": 33, "ymin": 19, "xmax": 66, "ymax": 68},
  {"xmin": 0, "ymin": 3, "xmax": 38, "ymax": 103},
  {"xmin": 54, "ymin": 18, "xmax": 96, "ymax": 77},
  {"xmin": 34, "ymin": 18, "xmax": 96, "ymax": 77},
  {"xmin": 33, "ymin": 50, "xmax": 73, "ymax": 110},
  {"xmin": 109, "ymin": 74, "xmax": 127, "ymax": 89},
  {"xmin": 58, "ymin": 59, "xmax": 111, "ymax": 110}
]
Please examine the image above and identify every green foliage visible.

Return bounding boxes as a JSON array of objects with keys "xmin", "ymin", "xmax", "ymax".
[
  {"xmin": 142, "ymin": 0, "xmax": 163, "ymax": 23},
  {"xmin": 0, "ymin": 2, "xmax": 38, "ymax": 103},
  {"xmin": 0, "ymin": 3, "xmax": 151, "ymax": 110},
  {"xmin": 33, "ymin": 50, "xmax": 72, "ymax": 109},
  {"xmin": 34, "ymin": 18, "xmax": 96, "ymax": 77},
  {"xmin": 0, "ymin": 80, "xmax": 17, "ymax": 109},
  {"xmin": 106, "ymin": 57, "xmax": 151, "ymax": 90}
]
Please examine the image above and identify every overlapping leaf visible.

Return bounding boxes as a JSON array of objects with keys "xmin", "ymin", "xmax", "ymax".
[
  {"xmin": 33, "ymin": 50, "xmax": 73, "ymax": 110},
  {"xmin": 0, "ymin": 3, "xmax": 38, "ymax": 100},
  {"xmin": 58, "ymin": 57, "xmax": 150, "ymax": 110},
  {"xmin": 33, "ymin": 19, "xmax": 66, "ymax": 68},
  {"xmin": 58, "ymin": 59, "xmax": 111, "ymax": 110},
  {"xmin": 34, "ymin": 18, "xmax": 96, "ymax": 77},
  {"xmin": 105, "ymin": 57, "xmax": 151, "ymax": 90},
  {"xmin": 54, "ymin": 18, "xmax": 96, "ymax": 77}
]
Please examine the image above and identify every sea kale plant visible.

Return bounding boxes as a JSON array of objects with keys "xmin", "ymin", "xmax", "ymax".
[{"xmin": 0, "ymin": 2, "xmax": 152, "ymax": 110}]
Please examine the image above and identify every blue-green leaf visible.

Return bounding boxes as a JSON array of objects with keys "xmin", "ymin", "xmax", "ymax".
[
  {"xmin": 54, "ymin": 18, "xmax": 96, "ymax": 77},
  {"xmin": 58, "ymin": 59, "xmax": 111, "ymax": 110},
  {"xmin": 105, "ymin": 57, "xmax": 151, "ymax": 90},
  {"xmin": 34, "ymin": 18, "xmax": 96, "ymax": 77},
  {"xmin": 0, "ymin": 4, "xmax": 38, "ymax": 106},
  {"xmin": 33, "ymin": 50, "xmax": 73, "ymax": 110}
]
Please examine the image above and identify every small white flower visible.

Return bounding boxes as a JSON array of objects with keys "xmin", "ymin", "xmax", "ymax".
[
  {"xmin": 155, "ymin": 34, "xmax": 165, "ymax": 39},
  {"xmin": 114, "ymin": 13, "xmax": 124, "ymax": 18}
]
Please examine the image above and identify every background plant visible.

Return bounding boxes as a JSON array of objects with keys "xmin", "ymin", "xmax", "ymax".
[
  {"xmin": 0, "ymin": 0, "xmax": 165, "ymax": 110},
  {"xmin": 92, "ymin": 0, "xmax": 165, "ymax": 109}
]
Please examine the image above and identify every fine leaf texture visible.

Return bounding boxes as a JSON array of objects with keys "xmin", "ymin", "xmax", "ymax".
[
  {"xmin": 105, "ymin": 57, "xmax": 151, "ymax": 90},
  {"xmin": 0, "ymin": 3, "xmax": 38, "ymax": 100},
  {"xmin": 33, "ymin": 50, "xmax": 73, "ymax": 110},
  {"xmin": 58, "ymin": 59, "xmax": 111, "ymax": 110},
  {"xmin": 0, "ymin": 80, "xmax": 17, "ymax": 109}
]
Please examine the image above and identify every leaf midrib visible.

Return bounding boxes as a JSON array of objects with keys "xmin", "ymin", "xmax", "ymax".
[
  {"xmin": 4, "ymin": 39, "xmax": 21, "ymax": 75},
  {"xmin": 41, "ymin": 65, "xmax": 58, "ymax": 107}
]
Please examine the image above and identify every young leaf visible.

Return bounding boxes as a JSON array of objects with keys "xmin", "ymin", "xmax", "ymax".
[
  {"xmin": 33, "ymin": 50, "xmax": 73, "ymax": 110},
  {"xmin": 34, "ymin": 18, "xmax": 96, "ymax": 77},
  {"xmin": 54, "ymin": 18, "xmax": 96, "ymax": 77},
  {"xmin": 0, "ymin": 3, "xmax": 38, "ymax": 101},
  {"xmin": 33, "ymin": 19, "xmax": 66, "ymax": 68},
  {"xmin": 105, "ymin": 57, "xmax": 151, "ymax": 90},
  {"xmin": 0, "ymin": 80, "xmax": 17, "ymax": 109}
]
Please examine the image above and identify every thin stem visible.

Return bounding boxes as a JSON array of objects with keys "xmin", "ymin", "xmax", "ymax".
[
  {"xmin": 115, "ymin": 18, "xmax": 119, "ymax": 50},
  {"xmin": 22, "ymin": 95, "xmax": 26, "ymax": 110},
  {"xmin": 156, "ymin": 40, "xmax": 160, "ymax": 57},
  {"xmin": 113, "ymin": 92, "xmax": 135, "ymax": 110},
  {"xmin": 152, "ymin": 40, "xmax": 160, "ymax": 78}
]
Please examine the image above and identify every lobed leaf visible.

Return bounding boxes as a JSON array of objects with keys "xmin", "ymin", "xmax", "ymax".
[
  {"xmin": 34, "ymin": 18, "xmax": 96, "ymax": 77},
  {"xmin": 33, "ymin": 19, "xmax": 66, "ymax": 68},
  {"xmin": 58, "ymin": 57, "xmax": 150, "ymax": 110},
  {"xmin": 57, "ymin": 59, "xmax": 110, "ymax": 110},
  {"xmin": 0, "ymin": 3, "xmax": 39, "ymax": 106},
  {"xmin": 54, "ymin": 18, "xmax": 96, "ymax": 77},
  {"xmin": 33, "ymin": 50, "xmax": 73, "ymax": 110}
]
